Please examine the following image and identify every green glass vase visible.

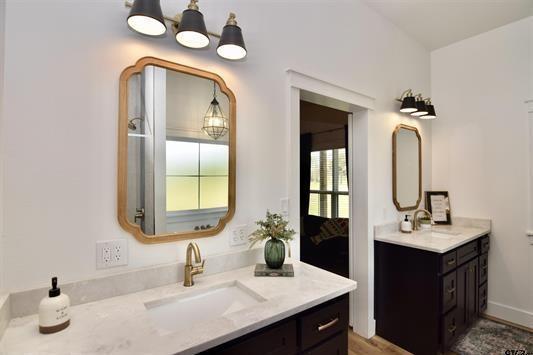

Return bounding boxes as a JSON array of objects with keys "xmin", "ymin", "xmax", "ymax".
[{"xmin": 264, "ymin": 238, "xmax": 285, "ymax": 269}]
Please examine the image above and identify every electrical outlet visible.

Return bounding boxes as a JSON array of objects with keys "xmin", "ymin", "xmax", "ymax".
[
  {"xmin": 97, "ymin": 239, "xmax": 128, "ymax": 269},
  {"xmin": 230, "ymin": 225, "xmax": 247, "ymax": 246}
]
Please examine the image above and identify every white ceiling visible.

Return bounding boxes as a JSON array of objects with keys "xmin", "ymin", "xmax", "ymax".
[{"xmin": 362, "ymin": 0, "xmax": 533, "ymax": 50}]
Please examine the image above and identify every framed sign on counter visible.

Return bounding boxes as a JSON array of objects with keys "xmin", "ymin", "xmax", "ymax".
[{"xmin": 425, "ymin": 191, "xmax": 451, "ymax": 225}]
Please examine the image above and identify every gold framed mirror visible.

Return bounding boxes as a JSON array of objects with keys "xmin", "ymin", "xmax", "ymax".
[
  {"xmin": 118, "ymin": 57, "xmax": 236, "ymax": 244},
  {"xmin": 392, "ymin": 124, "xmax": 421, "ymax": 211}
]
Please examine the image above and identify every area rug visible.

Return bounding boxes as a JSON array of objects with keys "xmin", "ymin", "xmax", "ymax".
[{"xmin": 451, "ymin": 318, "xmax": 533, "ymax": 355}]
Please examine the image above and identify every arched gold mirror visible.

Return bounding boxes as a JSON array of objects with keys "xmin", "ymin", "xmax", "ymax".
[
  {"xmin": 392, "ymin": 124, "xmax": 421, "ymax": 211},
  {"xmin": 118, "ymin": 57, "xmax": 236, "ymax": 243}
]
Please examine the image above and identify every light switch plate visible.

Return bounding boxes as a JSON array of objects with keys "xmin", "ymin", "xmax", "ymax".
[
  {"xmin": 230, "ymin": 225, "xmax": 247, "ymax": 246},
  {"xmin": 281, "ymin": 198, "xmax": 289, "ymax": 218},
  {"xmin": 96, "ymin": 239, "xmax": 128, "ymax": 269}
]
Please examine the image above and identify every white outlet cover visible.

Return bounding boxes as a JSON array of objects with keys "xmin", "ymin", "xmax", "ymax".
[
  {"xmin": 97, "ymin": 239, "xmax": 128, "ymax": 269},
  {"xmin": 230, "ymin": 225, "xmax": 247, "ymax": 246}
]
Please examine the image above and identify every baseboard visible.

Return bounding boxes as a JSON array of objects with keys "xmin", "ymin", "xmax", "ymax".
[
  {"xmin": 482, "ymin": 314, "xmax": 533, "ymax": 333},
  {"xmin": 486, "ymin": 300, "xmax": 533, "ymax": 330}
]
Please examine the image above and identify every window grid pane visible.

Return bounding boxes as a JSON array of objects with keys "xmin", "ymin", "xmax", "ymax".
[{"xmin": 309, "ymin": 148, "xmax": 349, "ymax": 218}]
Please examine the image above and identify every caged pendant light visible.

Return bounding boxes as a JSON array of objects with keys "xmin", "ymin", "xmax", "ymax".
[{"xmin": 202, "ymin": 82, "xmax": 229, "ymax": 140}]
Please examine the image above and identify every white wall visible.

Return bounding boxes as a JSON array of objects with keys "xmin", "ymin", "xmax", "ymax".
[
  {"xmin": 2, "ymin": 0, "xmax": 430, "ymax": 295},
  {"xmin": 431, "ymin": 17, "xmax": 533, "ymax": 328}
]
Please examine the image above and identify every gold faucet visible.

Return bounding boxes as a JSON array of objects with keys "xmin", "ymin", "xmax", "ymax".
[
  {"xmin": 413, "ymin": 209, "xmax": 433, "ymax": 231},
  {"xmin": 183, "ymin": 242, "xmax": 205, "ymax": 287}
]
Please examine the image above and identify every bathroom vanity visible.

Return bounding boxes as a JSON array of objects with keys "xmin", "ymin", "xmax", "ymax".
[
  {"xmin": 0, "ymin": 261, "xmax": 356, "ymax": 355},
  {"xmin": 374, "ymin": 223, "xmax": 490, "ymax": 354}
]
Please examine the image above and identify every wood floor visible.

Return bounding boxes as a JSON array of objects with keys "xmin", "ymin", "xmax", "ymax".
[{"xmin": 348, "ymin": 331, "xmax": 412, "ymax": 355}]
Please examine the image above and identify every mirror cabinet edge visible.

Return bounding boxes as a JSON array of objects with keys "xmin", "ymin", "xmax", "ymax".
[
  {"xmin": 117, "ymin": 57, "xmax": 237, "ymax": 244},
  {"xmin": 392, "ymin": 123, "xmax": 422, "ymax": 212}
]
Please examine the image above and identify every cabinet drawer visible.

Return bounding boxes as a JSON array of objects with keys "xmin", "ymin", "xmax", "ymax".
[
  {"xmin": 442, "ymin": 309, "xmax": 459, "ymax": 349},
  {"xmin": 299, "ymin": 296, "xmax": 348, "ymax": 350},
  {"xmin": 479, "ymin": 253, "xmax": 488, "ymax": 285},
  {"xmin": 441, "ymin": 250, "xmax": 457, "ymax": 274},
  {"xmin": 480, "ymin": 236, "xmax": 490, "ymax": 254},
  {"xmin": 457, "ymin": 241, "xmax": 478, "ymax": 265},
  {"xmin": 442, "ymin": 271, "xmax": 457, "ymax": 314},
  {"xmin": 211, "ymin": 319, "xmax": 297, "ymax": 355},
  {"xmin": 303, "ymin": 331, "xmax": 347, "ymax": 355},
  {"xmin": 479, "ymin": 283, "xmax": 488, "ymax": 313}
]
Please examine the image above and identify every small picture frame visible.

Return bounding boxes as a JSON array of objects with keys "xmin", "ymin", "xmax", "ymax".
[{"xmin": 425, "ymin": 191, "xmax": 451, "ymax": 225}]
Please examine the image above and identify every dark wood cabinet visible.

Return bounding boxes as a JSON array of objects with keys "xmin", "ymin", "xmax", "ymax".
[
  {"xmin": 202, "ymin": 295, "xmax": 349, "ymax": 355},
  {"xmin": 375, "ymin": 235, "xmax": 489, "ymax": 354}
]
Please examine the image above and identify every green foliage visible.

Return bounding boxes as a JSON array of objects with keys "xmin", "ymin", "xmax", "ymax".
[{"xmin": 249, "ymin": 211, "xmax": 295, "ymax": 249}]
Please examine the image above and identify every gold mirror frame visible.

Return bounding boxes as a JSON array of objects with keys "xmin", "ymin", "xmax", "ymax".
[
  {"xmin": 392, "ymin": 124, "xmax": 422, "ymax": 211},
  {"xmin": 118, "ymin": 57, "xmax": 236, "ymax": 244}
]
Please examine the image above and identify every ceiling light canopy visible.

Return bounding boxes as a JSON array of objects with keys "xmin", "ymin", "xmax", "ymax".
[
  {"xmin": 217, "ymin": 13, "xmax": 247, "ymax": 60},
  {"xmin": 127, "ymin": 0, "xmax": 167, "ymax": 37},
  {"xmin": 175, "ymin": 0, "xmax": 210, "ymax": 49}
]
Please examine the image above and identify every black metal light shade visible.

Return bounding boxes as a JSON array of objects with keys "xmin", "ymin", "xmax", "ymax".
[
  {"xmin": 176, "ymin": 1, "xmax": 209, "ymax": 49},
  {"xmin": 127, "ymin": 0, "xmax": 167, "ymax": 37},
  {"xmin": 411, "ymin": 98, "xmax": 428, "ymax": 117},
  {"xmin": 217, "ymin": 13, "xmax": 247, "ymax": 60},
  {"xmin": 400, "ymin": 96, "xmax": 417, "ymax": 113},
  {"xmin": 421, "ymin": 104, "xmax": 437, "ymax": 119}
]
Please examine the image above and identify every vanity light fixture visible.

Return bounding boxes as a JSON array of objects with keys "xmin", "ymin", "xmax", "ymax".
[
  {"xmin": 175, "ymin": 0, "xmax": 210, "ymax": 49},
  {"xmin": 217, "ymin": 13, "xmax": 247, "ymax": 60},
  {"xmin": 420, "ymin": 99, "xmax": 437, "ymax": 120},
  {"xmin": 202, "ymin": 82, "xmax": 229, "ymax": 140},
  {"xmin": 398, "ymin": 89, "xmax": 417, "ymax": 113},
  {"xmin": 125, "ymin": 0, "xmax": 247, "ymax": 60},
  {"xmin": 397, "ymin": 89, "xmax": 437, "ymax": 119},
  {"xmin": 127, "ymin": 0, "xmax": 167, "ymax": 36},
  {"xmin": 410, "ymin": 94, "xmax": 429, "ymax": 117}
]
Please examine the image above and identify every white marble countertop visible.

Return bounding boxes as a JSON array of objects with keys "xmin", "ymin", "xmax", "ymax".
[
  {"xmin": 374, "ymin": 224, "xmax": 490, "ymax": 253},
  {"xmin": 0, "ymin": 260, "xmax": 357, "ymax": 355}
]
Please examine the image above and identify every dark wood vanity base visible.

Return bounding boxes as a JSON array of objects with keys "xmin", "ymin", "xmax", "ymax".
[
  {"xmin": 201, "ymin": 294, "xmax": 349, "ymax": 355},
  {"xmin": 375, "ymin": 235, "xmax": 489, "ymax": 355}
]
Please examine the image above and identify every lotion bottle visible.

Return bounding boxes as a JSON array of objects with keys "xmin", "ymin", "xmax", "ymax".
[
  {"xmin": 39, "ymin": 277, "xmax": 70, "ymax": 334},
  {"xmin": 400, "ymin": 215, "xmax": 412, "ymax": 233}
]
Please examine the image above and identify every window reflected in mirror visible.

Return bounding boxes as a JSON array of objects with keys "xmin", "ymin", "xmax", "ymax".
[{"xmin": 125, "ymin": 64, "xmax": 231, "ymax": 236}]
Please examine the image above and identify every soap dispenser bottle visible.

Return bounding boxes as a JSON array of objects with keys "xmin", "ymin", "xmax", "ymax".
[
  {"xmin": 38, "ymin": 277, "xmax": 70, "ymax": 334},
  {"xmin": 400, "ymin": 215, "xmax": 412, "ymax": 233}
]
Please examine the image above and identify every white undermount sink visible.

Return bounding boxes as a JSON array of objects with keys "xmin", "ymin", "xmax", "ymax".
[{"xmin": 145, "ymin": 281, "xmax": 266, "ymax": 334}]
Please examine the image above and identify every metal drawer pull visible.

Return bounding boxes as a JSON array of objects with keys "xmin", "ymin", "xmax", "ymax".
[
  {"xmin": 447, "ymin": 287, "xmax": 456, "ymax": 294},
  {"xmin": 446, "ymin": 258, "xmax": 456, "ymax": 266},
  {"xmin": 482, "ymin": 265, "xmax": 488, "ymax": 270},
  {"xmin": 317, "ymin": 317, "xmax": 339, "ymax": 332},
  {"xmin": 448, "ymin": 325, "xmax": 457, "ymax": 333}
]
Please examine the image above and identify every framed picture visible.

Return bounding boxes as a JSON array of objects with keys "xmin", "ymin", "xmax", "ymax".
[{"xmin": 425, "ymin": 191, "xmax": 451, "ymax": 225}]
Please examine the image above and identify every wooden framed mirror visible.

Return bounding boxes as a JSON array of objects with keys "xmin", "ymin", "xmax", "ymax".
[
  {"xmin": 392, "ymin": 124, "xmax": 421, "ymax": 211},
  {"xmin": 118, "ymin": 57, "xmax": 236, "ymax": 244}
]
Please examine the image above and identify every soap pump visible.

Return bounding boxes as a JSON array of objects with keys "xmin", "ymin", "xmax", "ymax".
[
  {"xmin": 400, "ymin": 215, "xmax": 412, "ymax": 233},
  {"xmin": 38, "ymin": 277, "xmax": 70, "ymax": 334}
]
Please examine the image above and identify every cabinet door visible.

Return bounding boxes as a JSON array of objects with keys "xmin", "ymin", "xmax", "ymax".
[
  {"xmin": 466, "ymin": 258, "xmax": 479, "ymax": 323},
  {"xmin": 456, "ymin": 262, "xmax": 468, "ymax": 334}
]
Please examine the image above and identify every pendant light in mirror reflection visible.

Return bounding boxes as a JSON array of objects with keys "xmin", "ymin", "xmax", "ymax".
[
  {"xmin": 203, "ymin": 82, "xmax": 229, "ymax": 140},
  {"xmin": 127, "ymin": 0, "xmax": 167, "ymax": 37},
  {"xmin": 125, "ymin": 0, "xmax": 247, "ymax": 60},
  {"xmin": 397, "ymin": 89, "xmax": 437, "ymax": 119}
]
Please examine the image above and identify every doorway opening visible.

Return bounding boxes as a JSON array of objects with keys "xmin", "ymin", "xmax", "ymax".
[{"xmin": 299, "ymin": 100, "xmax": 350, "ymax": 278}]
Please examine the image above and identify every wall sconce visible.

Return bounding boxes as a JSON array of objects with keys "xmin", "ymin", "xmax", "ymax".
[
  {"xmin": 125, "ymin": 0, "xmax": 247, "ymax": 61},
  {"xmin": 397, "ymin": 89, "xmax": 437, "ymax": 119}
]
